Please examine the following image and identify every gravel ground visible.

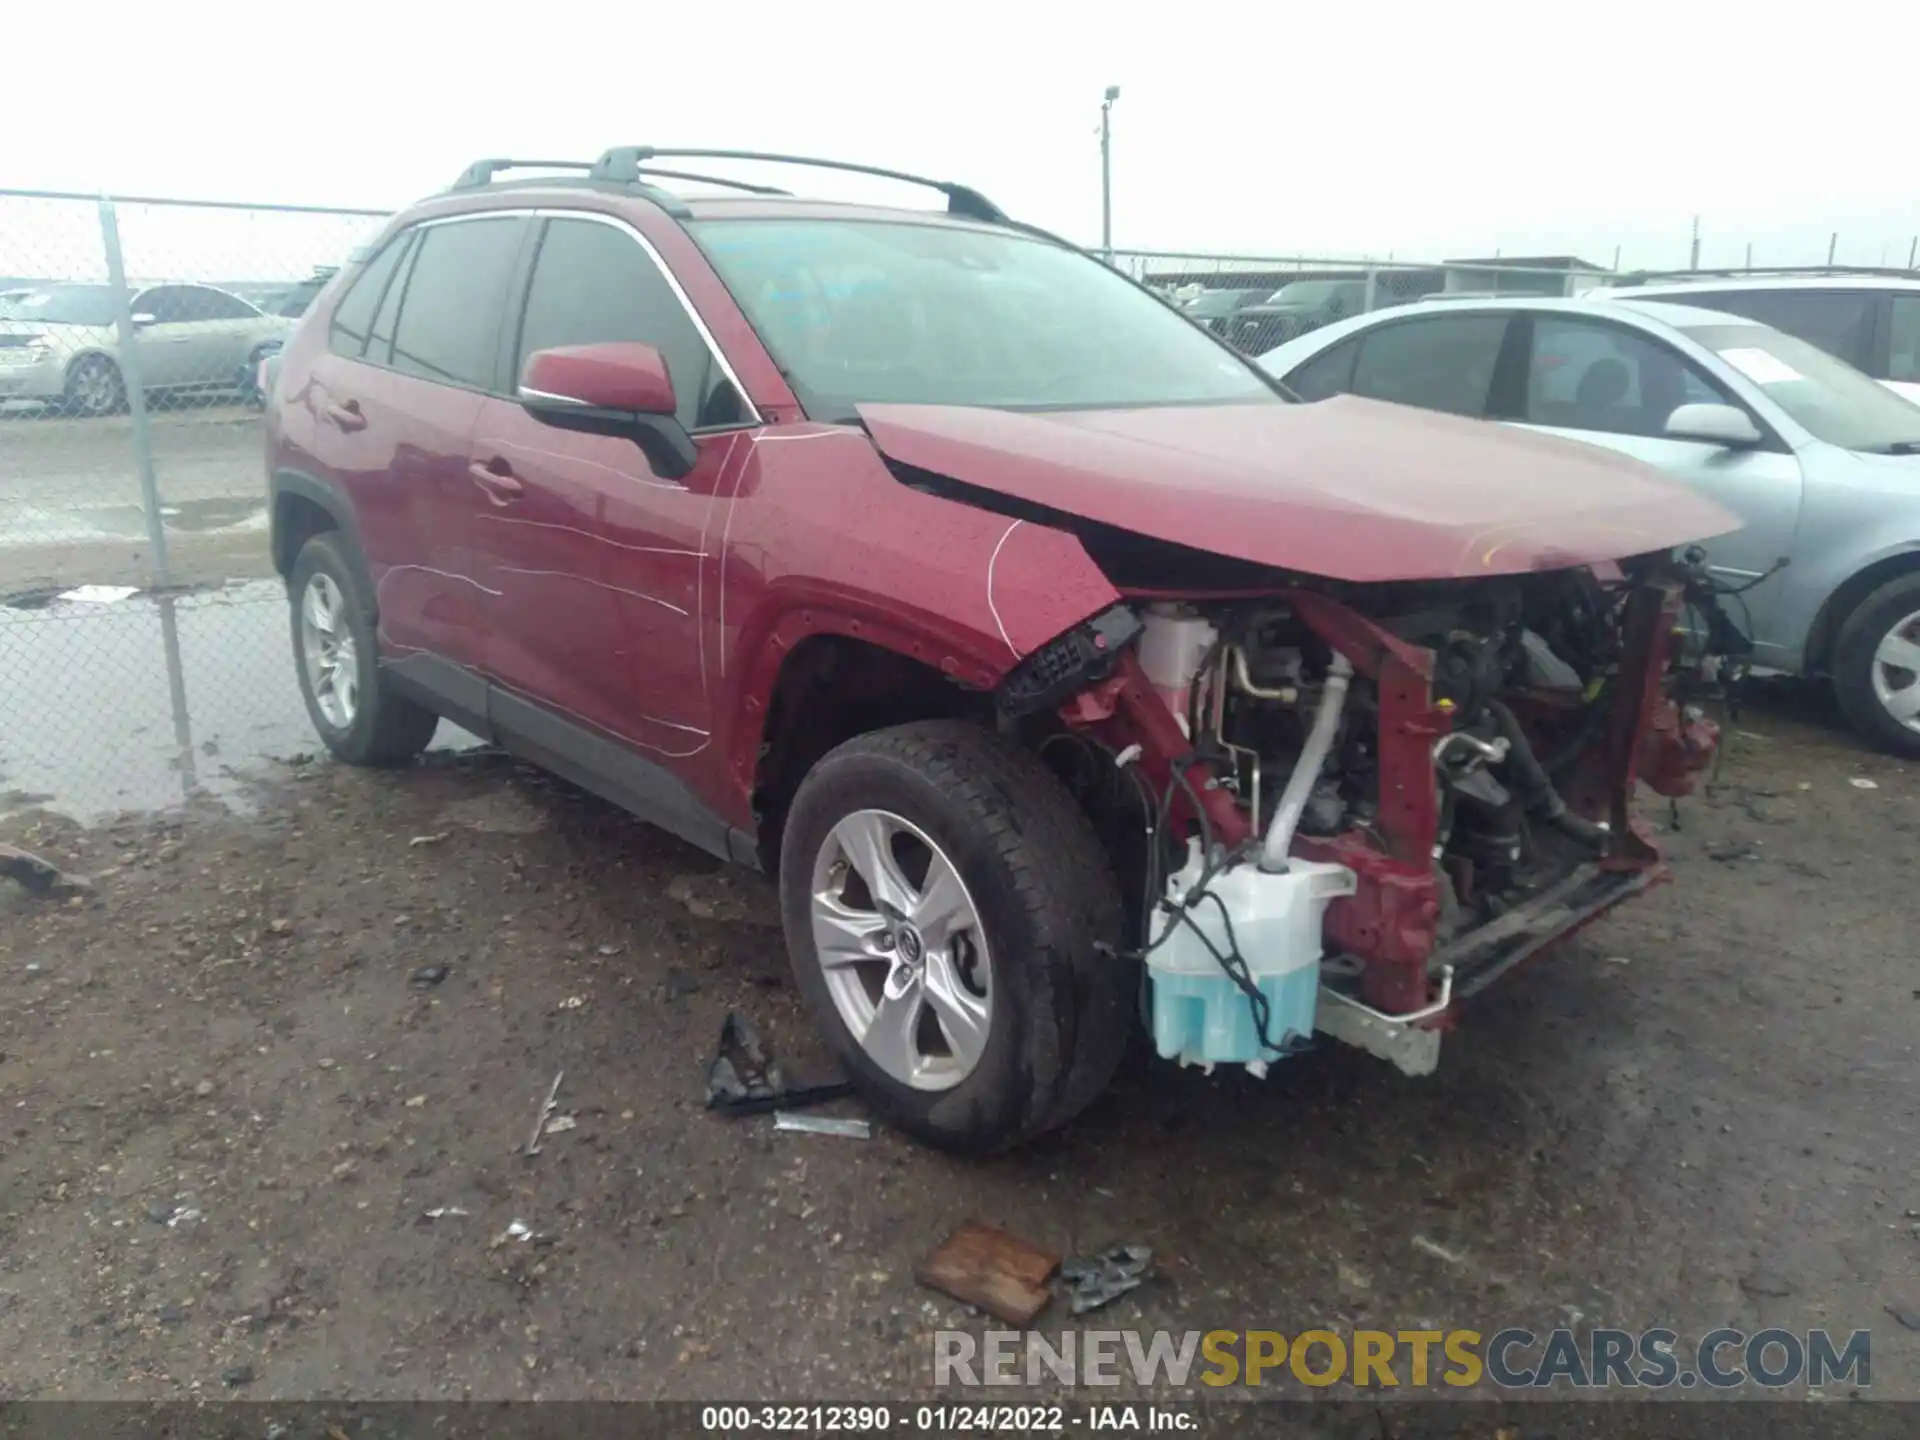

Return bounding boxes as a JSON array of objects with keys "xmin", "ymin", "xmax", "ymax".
[{"xmin": 0, "ymin": 679, "xmax": 1915, "ymax": 1410}]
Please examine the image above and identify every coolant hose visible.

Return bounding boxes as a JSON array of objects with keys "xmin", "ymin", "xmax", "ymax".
[
  {"xmin": 1486, "ymin": 699, "xmax": 1610, "ymax": 852},
  {"xmin": 1261, "ymin": 653, "xmax": 1354, "ymax": 871}
]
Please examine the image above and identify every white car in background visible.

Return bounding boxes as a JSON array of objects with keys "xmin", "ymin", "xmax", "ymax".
[
  {"xmin": 1594, "ymin": 275, "xmax": 1920, "ymax": 405},
  {"xmin": 0, "ymin": 281, "xmax": 293, "ymax": 416}
]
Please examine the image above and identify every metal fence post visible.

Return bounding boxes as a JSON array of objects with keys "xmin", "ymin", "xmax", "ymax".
[
  {"xmin": 157, "ymin": 594, "xmax": 199, "ymax": 800},
  {"xmin": 1362, "ymin": 266, "xmax": 1379, "ymax": 313},
  {"xmin": 97, "ymin": 196, "xmax": 170, "ymax": 586}
]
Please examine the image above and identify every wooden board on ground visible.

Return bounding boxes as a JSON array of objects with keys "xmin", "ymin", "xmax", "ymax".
[{"xmin": 916, "ymin": 1220, "xmax": 1060, "ymax": 1326}]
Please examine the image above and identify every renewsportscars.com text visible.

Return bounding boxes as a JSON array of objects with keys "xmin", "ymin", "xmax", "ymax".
[{"xmin": 934, "ymin": 1326, "xmax": 1872, "ymax": 1391}]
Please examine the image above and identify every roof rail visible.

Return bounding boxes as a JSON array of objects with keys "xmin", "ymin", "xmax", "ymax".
[
  {"xmin": 628, "ymin": 167, "xmax": 792, "ymax": 197},
  {"xmin": 590, "ymin": 147, "xmax": 1009, "ymax": 223},
  {"xmin": 450, "ymin": 159, "xmax": 596, "ymax": 191},
  {"xmin": 444, "ymin": 157, "xmax": 693, "ymax": 216}
]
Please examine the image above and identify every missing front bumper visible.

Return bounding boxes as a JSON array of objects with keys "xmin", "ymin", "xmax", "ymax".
[
  {"xmin": 1316, "ymin": 965, "xmax": 1453, "ymax": 1077},
  {"xmin": 1315, "ymin": 861, "xmax": 1663, "ymax": 1076}
]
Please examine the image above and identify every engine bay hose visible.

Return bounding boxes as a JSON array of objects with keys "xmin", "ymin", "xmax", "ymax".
[
  {"xmin": 1485, "ymin": 699, "xmax": 1610, "ymax": 852},
  {"xmin": 1260, "ymin": 652, "xmax": 1354, "ymax": 871}
]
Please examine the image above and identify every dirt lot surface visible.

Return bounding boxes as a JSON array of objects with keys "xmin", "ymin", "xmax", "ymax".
[{"xmin": 1, "ymin": 675, "xmax": 1916, "ymax": 1410}]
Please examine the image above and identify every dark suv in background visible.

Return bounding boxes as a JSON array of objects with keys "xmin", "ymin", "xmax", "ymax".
[{"xmin": 1181, "ymin": 286, "xmax": 1269, "ymax": 336}]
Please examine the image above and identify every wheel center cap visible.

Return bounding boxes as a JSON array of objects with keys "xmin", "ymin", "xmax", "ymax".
[{"xmin": 895, "ymin": 925, "xmax": 925, "ymax": 967}]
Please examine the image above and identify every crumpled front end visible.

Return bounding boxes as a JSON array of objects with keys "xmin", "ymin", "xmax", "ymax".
[{"xmin": 1005, "ymin": 551, "xmax": 1739, "ymax": 1079}]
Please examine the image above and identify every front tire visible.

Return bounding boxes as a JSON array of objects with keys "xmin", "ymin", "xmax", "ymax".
[
  {"xmin": 1833, "ymin": 572, "xmax": 1920, "ymax": 758},
  {"xmin": 779, "ymin": 721, "xmax": 1131, "ymax": 1154},
  {"xmin": 289, "ymin": 533, "xmax": 439, "ymax": 766}
]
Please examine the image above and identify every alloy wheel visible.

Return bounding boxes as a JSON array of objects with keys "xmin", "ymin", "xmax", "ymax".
[
  {"xmin": 299, "ymin": 572, "xmax": 359, "ymax": 729},
  {"xmin": 1870, "ymin": 609, "xmax": 1920, "ymax": 735},
  {"xmin": 809, "ymin": 808, "xmax": 993, "ymax": 1092},
  {"xmin": 70, "ymin": 360, "xmax": 122, "ymax": 415}
]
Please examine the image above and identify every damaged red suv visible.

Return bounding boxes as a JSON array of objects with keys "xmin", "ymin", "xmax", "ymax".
[{"xmin": 267, "ymin": 148, "xmax": 1741, "ymax": 1152}]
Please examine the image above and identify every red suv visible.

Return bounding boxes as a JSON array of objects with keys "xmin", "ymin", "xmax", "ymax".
[{"xmin": 268, "ymin": 148, "xmax": 1739, "ymax": 1153}]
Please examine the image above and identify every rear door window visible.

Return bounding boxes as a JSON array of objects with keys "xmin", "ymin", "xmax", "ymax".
[
  {"xmin": 1678, "ymin": 289, "xmax": 1876, "ymax": 371},
  {"xmin": 1347, "ymin": 314, "xmax": 1509, "ymax": 417},
  {"xmin": 387, "ymin": 217, "xmax": 526, "ymax": 390},
  {"xmin": 133, "ymin": 287, "xmax": 192, "ymax": 324},
  {"xmin": 176, "ymin": 286, "xmax": 259, "ymax": 321}
]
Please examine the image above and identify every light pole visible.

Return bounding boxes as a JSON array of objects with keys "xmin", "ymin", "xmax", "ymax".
[{"xmin": 1100, "ymin": 85, "xmax": 1120, "ymax": 257}]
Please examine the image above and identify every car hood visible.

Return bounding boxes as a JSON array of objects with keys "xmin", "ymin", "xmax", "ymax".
[{"xmin": 858, "ymin": 397, "xmax": 1741, "ymax": 583}]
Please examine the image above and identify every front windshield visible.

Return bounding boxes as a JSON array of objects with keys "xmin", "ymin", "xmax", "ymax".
[
  {"xmin": 1684, "ymin": 322, "xmax": 1920, "ymax": 453},
  {"xmin": 0, "ymin": 285, "xmax": 122, "ymax": 326},
  {"xmin": 688, "ymin": 219, "xmax": 1279, "ymax": 422}
]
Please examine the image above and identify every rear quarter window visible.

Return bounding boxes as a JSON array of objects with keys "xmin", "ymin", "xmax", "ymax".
[
  {"xmin": 1284, "ymin": 338, "xmax": 1359, "ymax": 400},
  {"xmin": 328, "ymin": 236, "xmax": 410, "ymax": 359}
]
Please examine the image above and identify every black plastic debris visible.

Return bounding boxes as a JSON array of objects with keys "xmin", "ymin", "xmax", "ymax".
[
  {"xmin": 705, "ymin": 1011, "xmax": 854, "ymax": 1117},
  {"xmin": 1059, "ymin": 1245, "xmax": 1153, "ymax": 1316},
  {"xmin": 409, "ymin": 964, "xmax": 450, "ymax": 988},
  {"xmin": 0, "ymin": 843, "xmax": 91, "ymax": 898}
]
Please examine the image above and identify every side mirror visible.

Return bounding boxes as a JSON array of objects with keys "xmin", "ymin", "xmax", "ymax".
[
  {"xmin": 129, "ymin": 312, "xmax": 157, "ymax": 328},
  {"xmin": 1665, "ymin": 402, "xmax": 1763, "ymax": 448},
  {"xmin": 517, "ymin": 342, "xmax": 696, "ymax": 479}
]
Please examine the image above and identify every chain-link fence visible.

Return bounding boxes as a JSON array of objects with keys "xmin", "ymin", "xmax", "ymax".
[
  {"xmin": 0, "ymin": 581, "xmax": 313, "ymax": 824},
  {"xmin": 0, "ymin": 190, "xmax": 385, "ymax": 592},
  {"xmin": 0, "ymin": 190, "xmax": 386, "ymax": 821}
]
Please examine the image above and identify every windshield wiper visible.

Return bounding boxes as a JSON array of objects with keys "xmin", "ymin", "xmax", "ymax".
[{"xmin": 1872, "ymin": 440, "xmax": 1920, "ymax": 455}]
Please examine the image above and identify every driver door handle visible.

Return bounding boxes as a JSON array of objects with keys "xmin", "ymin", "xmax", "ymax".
[
  {"xmin": 324, "ymin": 399, "xmax": 366, "ymax": 432},
  {"xmin": 469, "ymin": 458, "xmax": 524, "ymax": 504}
]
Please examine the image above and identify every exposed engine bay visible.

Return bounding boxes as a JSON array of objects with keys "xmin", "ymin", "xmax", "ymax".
[{"xmin": 1008, "ymin": 551, "xmax": 1742, "ymax": 1080}]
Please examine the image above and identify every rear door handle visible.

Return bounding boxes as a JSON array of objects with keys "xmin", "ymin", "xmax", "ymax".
[
  {"xmin": 468, "ymin": 459, "xmax": 524, "ymax": 504},
  {"xmin": 324, "ymin": 399, "xmax": 366, "ymax": 432}
]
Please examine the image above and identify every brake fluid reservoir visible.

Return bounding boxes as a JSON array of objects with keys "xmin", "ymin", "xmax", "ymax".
[
  {"xmin": 1136, "ymin": 606, "xmax": 1217, "ymax": 736},
  {"xmin": 1147, "ymin": 839, "xmax": 1356, "ymax": 1069}
]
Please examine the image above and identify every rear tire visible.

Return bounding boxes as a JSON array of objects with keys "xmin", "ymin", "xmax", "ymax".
[
  {"xmin": 1833, "ymin": 572, "xmax": 1920, "ymax": 758},
  {"xmin": 289, "ymin": 533, "xmax": 439, "ymax": 766},
  {"xmin": 63, "ymin": 355, "xmax": 125, "ymax": 417},
  {"xmin": 779, "ymin": 720, "xmax": 1131, "ymax": 1154}
]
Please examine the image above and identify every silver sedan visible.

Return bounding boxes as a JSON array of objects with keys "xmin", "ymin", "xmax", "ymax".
[
  {"xmin": 0, "ymin": 282, "xmax": 292, "ymax": 415},
  {"xmin": 1259, "ymin": 295, "xmax": 1920, "ymax": 754}
]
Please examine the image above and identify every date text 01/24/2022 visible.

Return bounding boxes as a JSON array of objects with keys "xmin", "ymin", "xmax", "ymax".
[{"xmin": 699, "ymin": 1403, "xmax": 1196, "ymax": 1431}]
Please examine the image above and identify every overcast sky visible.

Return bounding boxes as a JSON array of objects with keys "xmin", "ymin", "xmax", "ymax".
[{"xmin": 6, "ymin": 0, "xmax": 1919, "ymax": 276}]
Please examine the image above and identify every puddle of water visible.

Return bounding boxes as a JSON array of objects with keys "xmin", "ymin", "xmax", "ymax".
[
  {"xmin": 0, "ymin": 498, "xmax": 267, "ymax": 549},
  {"xmin": 0, "ymin": 581, "xmax": 474, "ymax": 824}
]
